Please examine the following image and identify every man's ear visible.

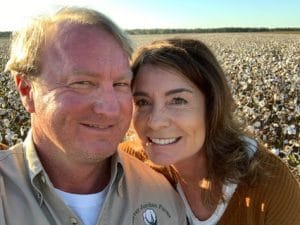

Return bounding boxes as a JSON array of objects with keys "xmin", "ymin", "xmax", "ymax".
[{"xmin": 14, "ymin": 74, "xmax": 35, "ymax": 113}]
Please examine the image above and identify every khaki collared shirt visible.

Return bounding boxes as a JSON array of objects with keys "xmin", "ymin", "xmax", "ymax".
[{"xmin": 0, "ymin": 133, "xmax": 187, "ymax": 225}]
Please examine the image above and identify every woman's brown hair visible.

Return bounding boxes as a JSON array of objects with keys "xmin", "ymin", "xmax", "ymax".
[{"xmin": 131, "ymin": 38, "xmax": 265, "ymax": 208}]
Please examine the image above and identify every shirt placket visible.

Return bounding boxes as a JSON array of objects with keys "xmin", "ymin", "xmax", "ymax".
[{"xmin": 33, "ymin": 172, "xmax": 84, "ymax": 225}]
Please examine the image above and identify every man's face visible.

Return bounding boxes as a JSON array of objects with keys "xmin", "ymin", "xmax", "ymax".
[{"xmin": 29, "ymin": 24, "xmax": 132, "ymax": 164}]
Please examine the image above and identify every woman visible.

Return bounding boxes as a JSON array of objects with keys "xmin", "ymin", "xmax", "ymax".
[{"xmin": 124, "ymin": 38, "xmax": 300, "ymax": 225}]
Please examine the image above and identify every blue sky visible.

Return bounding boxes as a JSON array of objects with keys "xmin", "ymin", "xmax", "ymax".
[{"xmin": 0, "ymin": 0, "xmax": 299, "ymax": 31}]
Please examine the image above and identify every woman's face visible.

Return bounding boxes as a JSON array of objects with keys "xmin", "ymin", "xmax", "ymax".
[{"xmin": 132, "ymin": 64, "xmax": 206, "ymax": 166}]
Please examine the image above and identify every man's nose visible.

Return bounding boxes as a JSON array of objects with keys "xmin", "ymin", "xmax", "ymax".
[{"xmin": 92, "ymin": 88, "xmax": 121, "ymax": 116}]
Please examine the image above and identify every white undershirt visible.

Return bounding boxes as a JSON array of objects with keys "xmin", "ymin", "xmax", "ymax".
[
  {"xmin": 55, "ymin": 186, "xmax": 108, "ymax": 225},
  {"xmin": 178, "ymin": 136, "xmax": 257, "ymax": 225},
  {"xmin": 177, "ymin": 182, "xmax": 237, "ymax": 225}
]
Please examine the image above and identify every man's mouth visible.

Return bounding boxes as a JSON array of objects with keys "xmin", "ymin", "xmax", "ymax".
[{"xmin": 82, "ymin": 123, "xmax": 113, "ymax": 129}]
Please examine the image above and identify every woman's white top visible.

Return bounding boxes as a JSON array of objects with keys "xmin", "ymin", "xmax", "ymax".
[
  {"xmin": 55, "ymin": 186, "xmax": 108, "ymax": 225},
  {"xmin": 177, "ymin": 182, "xmax": 237, "ymax": 225},
  {"xmin": 177, "ymin": 136, "xmax": 257, "ymax": 225}
]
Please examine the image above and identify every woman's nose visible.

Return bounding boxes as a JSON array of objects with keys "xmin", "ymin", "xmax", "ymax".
[{"xmin": 147, "ymin": 106, "xmax": 170, "ymax": 130}]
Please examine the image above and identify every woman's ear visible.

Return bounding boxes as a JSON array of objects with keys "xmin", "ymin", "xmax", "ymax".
[{"xmin": 14, "ymin": 74, "xmax": 35, "ymax": 113}]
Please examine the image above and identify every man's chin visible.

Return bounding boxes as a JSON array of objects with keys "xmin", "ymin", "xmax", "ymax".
[{"xmin": 85, "ymin": 142, "xmax": 118, "ymax": 155}]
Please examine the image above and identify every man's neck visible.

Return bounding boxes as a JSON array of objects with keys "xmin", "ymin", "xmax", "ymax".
[{"xmin": 37, "ymin": 148, "xmax": 112, "ymax": 194}]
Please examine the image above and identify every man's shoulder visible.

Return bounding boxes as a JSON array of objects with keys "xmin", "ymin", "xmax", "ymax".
[
  {"xmin": 118, "ymin": 149, "xmax": 158, "ymax": 173},
  {"xmin": 0, "ymin": 142, "xmax": 24, "ymax": 159},
  {"xmin": 115, "ymin": 149, "xmax": 187, "ymax": 225},
  {"xmin": 0, "ymin": 142, "xmax": 27, "ymax": 188},
  {"xmin": 0, "ymin": 142, "xmax": 25, "ymax": 178},
  {"xmin": 117, "ymin": 149, "xmax": 174, "ymax": 186}
]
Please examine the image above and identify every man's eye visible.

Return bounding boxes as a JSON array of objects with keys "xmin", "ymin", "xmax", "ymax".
[
  {"xmin": 113, "ymin": 82, "xmax": 130, "ymax": 87},
  {"xmin": 134, "ymin": 99, "xmax": 151, "ymax": 107},
  {"xmin": 113, "ymin": 82, "xmax": 131, "ymax": 92},
  {"xmin": 170, "ymin": 97, "xmax": 188, "ymax": 105},
  {"xmin": 69, "ymin": 81, "xmax": 95, "ymax": 88}
]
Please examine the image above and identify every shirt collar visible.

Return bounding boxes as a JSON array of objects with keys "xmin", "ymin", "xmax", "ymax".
[
  {"xmin": 23, "ymin": 130, "xmax": 44, "ymax": 182},
  {"xmin": 109, "ymin": 150, "xmax": 125, "ymax": 197},
  {"xmin": 23, "ymin": 130, "xmax": 126, "ymax": 197}
]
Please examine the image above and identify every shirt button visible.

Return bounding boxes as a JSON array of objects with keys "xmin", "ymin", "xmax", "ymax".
[
  {"xmin": 40, "ymin": 175, "xmax": 46, "ymax": 183},
  {"xmin": 37, "ymin": 193, "xmax": 42, "ymax": 199},
  {"xmin": 70, "ymin": 217, "xmax": 78, "ymax": 225}
]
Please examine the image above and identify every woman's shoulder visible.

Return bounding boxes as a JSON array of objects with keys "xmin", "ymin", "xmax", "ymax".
[
  {"xmin": 0, "ymin": 143, "xmax": 8, "ymax": 150},
  {"xmin": 223, "ymin": 149, "xmax": 300, "ymax": 225},
  {"xmin": 249, "ymin": 149, "xmax": 299, "ymax": 197},
  {"xmin": 119, "ymin": 140, "xmax": 178, "ymax": 187},
  {"xmin": 259, "ymin": 149, "xmax": 297, "ymax": 180}
]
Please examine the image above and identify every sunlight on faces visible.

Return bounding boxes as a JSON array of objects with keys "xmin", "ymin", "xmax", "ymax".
[
  {"xmin": 6, "ymin": 18, "xmax": 44, "ymax": 75},
  {"xmin": 8, "ymin": 36, "xmax": 34, "ymax": 74},
  {"xmin": 11, "ymin": 39, "xmax": 26, "ymax": 63},
  {"xmin": 30, "ymin": 24, "xmax": 132, "ymax": 164},
  {"xmin": 133, "ymin": 65, "xmax": 206, "ymax": 166}
]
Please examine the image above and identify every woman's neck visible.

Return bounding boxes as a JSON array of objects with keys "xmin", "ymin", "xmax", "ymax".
[
  {"xmin": 174, "ymin": 150, "xmax": 208, "ymax": 182},
  {"xmin": 174, "ymin": 150, "xmax": 219, "ymax": 220}
]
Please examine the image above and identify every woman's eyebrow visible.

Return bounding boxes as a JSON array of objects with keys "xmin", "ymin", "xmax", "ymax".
[
  {"xmin": 133, "ymin": 91, "xmax": 148, "ymax": 97},
  {"xmin": 133, "ymin": 88, "xmax": 193, "ymax": 97},
  {"xmin": 165, "ymin": 88, "xmax": 193, "ymax": 96}
]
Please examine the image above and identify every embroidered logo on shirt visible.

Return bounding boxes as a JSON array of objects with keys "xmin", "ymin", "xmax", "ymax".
[
  {"xmin": 132, "ymin": 202, "xmax": 171, "ymax": 225},
  {"xmin": 143, "ymin": 209, "xmax": 157, "ymax": 225}
]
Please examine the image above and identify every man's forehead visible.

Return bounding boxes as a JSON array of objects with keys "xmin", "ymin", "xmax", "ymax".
[
  {"xmin": 43, "ymin": 23, "xmax": 127, "ymax": 60},
  {"xmin": 70, "ymin": 67, "xmax": 133, "ymax": 79},
  {"xmin": 58, "ymin": 24, "xmax": 101, "ymax": 42},
  {"xmin": 45, "ymin": 22, "xmax": 114, "ymax": 49}
]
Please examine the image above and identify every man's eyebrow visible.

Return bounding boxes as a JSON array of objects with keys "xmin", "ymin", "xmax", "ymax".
[
  {"xmin": 71, "ymin": 69, "xmax": 133, "ymax": 79},
  {"xmin": 133, "ymin": 88, "xmax": 193, "ymax": 97},
  {"xmin": 72, "ymin": 69, "xmax": 98, "ymax": 77}
]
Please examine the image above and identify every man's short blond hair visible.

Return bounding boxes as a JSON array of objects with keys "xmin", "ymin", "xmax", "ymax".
[{"xmin": 5, "ymin": 6, "xmax": 133, "ymax": 78}]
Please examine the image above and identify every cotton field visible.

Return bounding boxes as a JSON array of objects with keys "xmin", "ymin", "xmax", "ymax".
[{"xmin": 0, "ymin": 33, "xmax": 299, "ymax": 179}]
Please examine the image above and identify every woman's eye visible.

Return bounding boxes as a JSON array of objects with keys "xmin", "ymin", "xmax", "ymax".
[
  {"xmin": 171, "ymin": 97, "xmax": 188, "ymax": 105},
  {"xmin": 134, "ymin": 99, "xmax": 151, "ymax": 107}
]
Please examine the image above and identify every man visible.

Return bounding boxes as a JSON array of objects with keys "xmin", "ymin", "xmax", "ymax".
[{"xmin": 1, "ymin": 7, "xmax": 187, "ymax": 225}]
